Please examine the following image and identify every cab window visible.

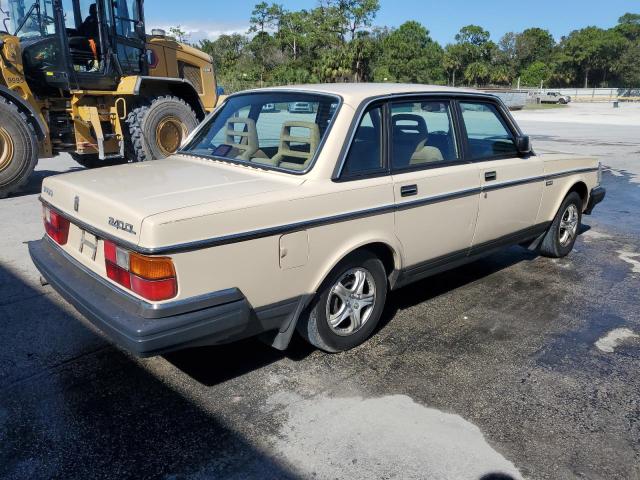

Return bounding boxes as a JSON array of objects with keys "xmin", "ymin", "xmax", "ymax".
[
  {"xmin": 390, "ymin": 100, "xmax": 458, "ymax": 170},
  {"xmin": 459, "ymin": 102, "xmax": 518, "ymax": 160}
]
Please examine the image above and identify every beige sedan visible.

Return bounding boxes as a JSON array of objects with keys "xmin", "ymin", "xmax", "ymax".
[{"xmin": 30, "ymin": 84, "xmax": 605, "ymax": 355}]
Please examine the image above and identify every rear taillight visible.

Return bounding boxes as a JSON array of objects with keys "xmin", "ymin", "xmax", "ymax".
[
  {"xmin": 104, "ymin": 240, "xmax": 177, "ymax": 301},
  {"xmin": 43, "ymin": 206, "xmax": 70, "ymax": 245}
]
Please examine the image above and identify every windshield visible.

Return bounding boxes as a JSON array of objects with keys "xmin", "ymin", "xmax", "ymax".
[
  {"xmin": 6, "ymin": 0, "xmax": 55, "ymax": 38},
  {"xmin": 182, "ymin": 92, "xmax": 340, "ymax": 173}
]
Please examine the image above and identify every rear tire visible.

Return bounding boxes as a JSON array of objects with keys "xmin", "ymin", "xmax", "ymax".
[
  {"xmin": 0, "ymin": 98, "xmax": 38, "ymax": 199},
  {"xmin": 125, "ymin": 96, "xmax": 199, "ymax": 162},
  {"xmin": 539, "ymin": 191, "xmax": 583, "ymax": 258},
  {"xmin": 297, "ymin": 251, "xmax": 388, "ymax": 353}
]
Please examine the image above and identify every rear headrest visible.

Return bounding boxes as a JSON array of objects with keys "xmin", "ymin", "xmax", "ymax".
[
  {"xmin": 225, "ymin": 117, "xmax": 258, "ymax": 160},
  {"xmin": 274, "ymin": 121, "xmax": 321, "ymax": 170},
  {"xmin": 392, "ymin": 113, "xmax": 428, "ymax": 137}
]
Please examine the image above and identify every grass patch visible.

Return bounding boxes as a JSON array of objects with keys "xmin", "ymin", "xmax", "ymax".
[{"xmin": 524, "ymin": 103, "xmax": 570, "ymax": 110}]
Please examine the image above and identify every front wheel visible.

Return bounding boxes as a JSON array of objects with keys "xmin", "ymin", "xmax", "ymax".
[
  {"xmin": 126, "ymin": 96, "xmax": 199, "ymax": 162},
  {"xmin": 539, "ymin": 191, "xmax": 583, "ymax": 258},
  {"xmin": 297, "ymin": 251, "xmax": 388, "ymax": 352}
]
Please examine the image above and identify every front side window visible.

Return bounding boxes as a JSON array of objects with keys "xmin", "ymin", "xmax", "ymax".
[
  {"xmin": 182, "ymin": 93, "xmax": 338, "ymax": 173},
  {"xmin": 341, "ymin": 106, "xmax": 384, "ymax": 177},
  {"xmin": 460, "ymin": 102, "xmax": 518, "ymax": 160},
  {"xmin": 391, "ymin": 100, "xmax": 458, "ymax": 170}
]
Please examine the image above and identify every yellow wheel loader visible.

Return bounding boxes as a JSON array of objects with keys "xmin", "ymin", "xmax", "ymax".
[{"xmin": 0, "ymin": 0, "xmax": 218, "ymax": 198}]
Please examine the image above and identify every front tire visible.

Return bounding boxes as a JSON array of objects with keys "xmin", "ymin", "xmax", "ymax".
[
  {"xmin": 297, "ymin": 251, "xmax": 388, "ymax": 353},
  {"xmin": 539, "ymin": 191, "xmax": 583, "ymax": 258},
  {"xmin": 126, "ymin": 96, "xmax": 199, "ymax": 162},
  {"xmin": 0, "ymin": 99, "xmax": 38, "ymax": 198}
]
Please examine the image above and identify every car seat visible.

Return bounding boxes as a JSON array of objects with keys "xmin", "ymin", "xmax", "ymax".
[
  {"xmin": 262, "ymin": 121, "xmax": 320, "ymax": 171},
  {"xmin": 225, "ymin": 117, "xmax": 259, "ymax": 160}
]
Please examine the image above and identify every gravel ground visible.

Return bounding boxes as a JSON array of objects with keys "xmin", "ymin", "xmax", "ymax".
[{"xmin": 1, "ymin": 103, "xmax": 639, "ymax": 480}]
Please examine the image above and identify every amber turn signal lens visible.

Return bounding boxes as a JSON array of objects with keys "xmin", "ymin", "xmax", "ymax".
[{"xmin": 129, "ymin": 253, "xmax": 175, "ymax": 280}]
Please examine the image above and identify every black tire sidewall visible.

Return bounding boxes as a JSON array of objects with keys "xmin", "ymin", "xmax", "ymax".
[
  {"xmin": 0, "ymin": 101, "xmax": 38, "ymax": 196},
  {"xmin": 549, "ymin": 192, "xmax": 583, "ymax": 257},
  {"xmin": 308, "ymin": 252, "xmax": 388, "ymax": 352},
  {"xmin": 141, "ymin": 98, "xmax": 199, "ymax": 160}
]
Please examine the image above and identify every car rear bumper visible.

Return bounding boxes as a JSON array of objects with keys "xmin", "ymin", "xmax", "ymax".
[
  {"xmin": 585, "ymin": 186, "xmax": 606, "ymax": 215},
  {"xmin": 29, "ymin": 237, "xmax": 259, "ymax": 357}
]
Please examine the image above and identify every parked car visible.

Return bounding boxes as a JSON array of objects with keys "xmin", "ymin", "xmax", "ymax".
[
  {"xmin": 540, "ymin": 91, "xmax": 571, "ymax": 104},
  {"xmin": 288, "ymin": 101, "xmax": 314, "ymax": 113},
  {"xmin": 30, "ymin": 84, "xmax": 605, "ymax": 356},
  {"xmin": 261, "ymin": 103, "xmax": 277, "ymax": 112}
]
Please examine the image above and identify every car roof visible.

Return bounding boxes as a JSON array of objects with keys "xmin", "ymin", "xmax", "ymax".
[{"xmin": 241, "ymin": 83, "xmax": 488, "ymax": 106}]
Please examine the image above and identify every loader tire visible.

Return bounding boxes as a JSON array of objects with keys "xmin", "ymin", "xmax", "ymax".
[
  {"xmin": 0, "ymin": 98, "xmax": 39, "ymax": 199},
  {"xmin": 125, "ymin": 96, "xmax": 199, "ymax": 162}
]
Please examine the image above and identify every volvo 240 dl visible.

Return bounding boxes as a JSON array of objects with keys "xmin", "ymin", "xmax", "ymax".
[{"xmin": 30, "ymin": 84, "xmax": 605, "ymax": 355}]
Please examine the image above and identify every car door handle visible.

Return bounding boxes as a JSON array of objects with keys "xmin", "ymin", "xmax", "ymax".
[
  {"xmin": 485, "ymin": 171, "xmax": 497, "ymax": 181},
  {"xmin": 400, "ymin": 184, "xmax": 418, "ymax": 197}
]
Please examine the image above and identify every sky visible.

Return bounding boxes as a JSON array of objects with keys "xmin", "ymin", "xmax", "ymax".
[{"xmin": 145, "ymin": 0, "xmax": 639, "ymax": 45}]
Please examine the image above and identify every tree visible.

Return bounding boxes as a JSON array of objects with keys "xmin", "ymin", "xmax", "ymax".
[
  {"xmin": 558, "ymin": 27, "xmax": 627, "ymax": 87},
  {"xmin": 447, "ymin": 25, "xmax": 495, "ymax": 86},
  {"xmin": 464, "ymin": 61, "xmax": 490, "ymax": 85},
  {"xmin": 520, "ymin": 61, "xmax": 552, "ymax": 87},
  {"xmin": 614, "ymin": 41, "xmax": 640, "ymax": 86},
  {"xmin": 168, "ymin": 25, "xmax": 189, "ymax": 43},
  {"xmin": 443, "ymin": 43, "xmax": 465, "ymax": 86},
  {"xmin": 514, "ymin": 28, "xmax": 555, "ymax": 70},
  {"xmin": 455, "ymin": 24, "xmax": 490, "ymax": 46},
  {"xmin": 375, "ymin": 21, "xmax": 444, "ymax": 83},
  {"xmin": 616, "ymin": 13, "xmax": 640, "ymax": 41}
]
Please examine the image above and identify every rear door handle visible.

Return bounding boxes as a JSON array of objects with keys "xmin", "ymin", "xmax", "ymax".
[
  {"xmin": 485, "ymin": 171, "xmax": 497, "ymax": 181},
  {"xmin": 400, "ymin": 184, "xmax": 418, "ymax": 197}
]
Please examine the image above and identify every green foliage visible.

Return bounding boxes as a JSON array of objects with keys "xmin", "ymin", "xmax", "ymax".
[
  {"xmin": 195, "ymin": 6, "xmax": 640, "ymax": 90},
  {"xmin": 373, "ymin": 21, "xmax": 444, "ymax": 83},
  {"xmin": 520, "ymin": 61, "xmax": 552, "ymax": 87}
]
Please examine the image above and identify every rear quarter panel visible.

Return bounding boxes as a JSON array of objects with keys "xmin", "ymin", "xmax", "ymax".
[
  {"xmin": 536, "ymin": 153, "xmax": 599, "ymax": 223},
  {"xmin": 160, "ymin": 177, "xmax": 400, "ymax": 309}
]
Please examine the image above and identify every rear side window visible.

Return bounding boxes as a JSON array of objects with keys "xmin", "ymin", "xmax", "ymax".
[
  {"xmin": 459, "ymin": 102, "xmax": 518, "ymax": 160},
  {"xmin": 390, "ymin": 101, "xmax": 458, "ymax": 170},
  {"xmin": 342, "ymin": 106, "xmax": 384, "ymax": 177}
]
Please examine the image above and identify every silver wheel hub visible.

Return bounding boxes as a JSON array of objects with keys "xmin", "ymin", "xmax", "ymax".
[
  {"xmin": 326, "ymin": 267, "xmax": 376, "ymax": 336},
  {"xmin": 558, "ymin": 203, "xmax": 579, "ymax": 247}
]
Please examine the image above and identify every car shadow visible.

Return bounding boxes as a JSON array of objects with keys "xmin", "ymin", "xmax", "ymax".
[
  {"xmin": 163, "ymin": 335, "xmax": 315, "ymax": 387},
  {"xmin": 378, "ymin": 246, "xmax": 541, "ymax": 333},
  {"xmin": 0, "ymin": 263, "xmax": 303, "ymax": 479}
]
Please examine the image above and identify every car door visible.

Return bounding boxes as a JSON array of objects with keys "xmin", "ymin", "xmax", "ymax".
[
  {"xmin": 458, "ymin": 100, "xmax": 544, "ymax": 248},
  {"xmin": 390, "ymin": 98, "xmax": 481, "ymax": 272}
]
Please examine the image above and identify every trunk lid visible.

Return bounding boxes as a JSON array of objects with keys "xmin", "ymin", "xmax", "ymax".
[{"xmin": 42, "ymin": 155, "xmax": 304, "ymax": 245}]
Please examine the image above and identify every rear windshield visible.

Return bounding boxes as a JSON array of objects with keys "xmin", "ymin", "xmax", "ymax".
[{"xmin": 181, "ymin": 92, "xmax": 339, "ymax": 173}]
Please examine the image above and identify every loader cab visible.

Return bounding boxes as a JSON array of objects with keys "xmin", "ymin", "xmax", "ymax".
[{"xmin": 8, "ymin": 0, "xmax": 148, "ymax": 95}]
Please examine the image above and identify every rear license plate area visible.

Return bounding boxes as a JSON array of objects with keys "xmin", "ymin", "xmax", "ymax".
[{"xmin": 78, "ymin": 229, "xmax": 99, "ymax": 261}]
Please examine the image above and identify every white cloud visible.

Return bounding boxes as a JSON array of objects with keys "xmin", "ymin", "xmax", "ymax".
[{"xmin": 147, "ymin": 20, "xmax": 250, "ymax": 44}]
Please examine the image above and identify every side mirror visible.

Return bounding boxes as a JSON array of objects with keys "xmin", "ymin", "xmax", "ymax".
[{"xmin": 516, "ymin": 135, "xmax": 531, "ymax": 155}]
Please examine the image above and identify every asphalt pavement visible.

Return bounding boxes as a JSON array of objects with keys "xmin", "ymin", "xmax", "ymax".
[{"xmin": 1, "ymin": 103, "xmax": 639, "ymax": 480}]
